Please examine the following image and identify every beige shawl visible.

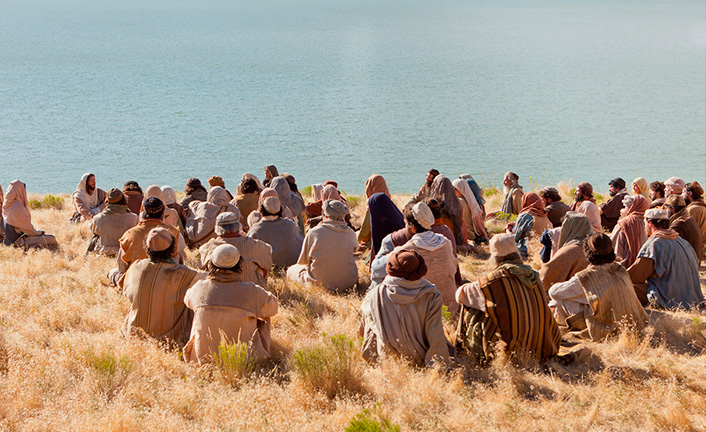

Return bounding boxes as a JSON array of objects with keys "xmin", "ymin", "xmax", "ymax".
[{"xmin": 2, "ymin": 180, "xmax": 36, "ymax": 232}]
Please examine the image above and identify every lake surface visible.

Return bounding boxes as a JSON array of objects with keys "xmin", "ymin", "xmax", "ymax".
[{"xmin": 1, "ymin": 0, "xmax": 704, "ymax": 195}]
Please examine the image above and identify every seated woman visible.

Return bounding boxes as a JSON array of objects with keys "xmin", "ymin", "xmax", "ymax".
[
  {"xmin": 548, "ymin": 233, "xmax": 647, "ymax": 341},
  {"xmin": 430, "ymin": 175, "xmax": 464, "ymax": 246},
  {"xmin": 1, "ymin": 180, "xmax": 58, "ymax": 249},
  {"xmin": 161, "ymin": 186, "xmax": 187, "ymax": 230},
  {"xmin": 452, "ymin": 178, "xmax": 488, "ymax": 242},
  {"xmin": 306, "ymin": 184, "xmax": 343, "ymax": 218},
  {"xmin": 271, "ymin": 176, "xmax": 306, "ymax": 232},
  {"xmin": 357, "ymin": 174, "xmax": 392, "ymax": 247},
  {"xmin": 610, "ymin": 195, "xmax": 648, "ymax": 267},
  {"xmin": 540, "ymin": 212, "xmax": 592, "ymax": 290},
  {"xmin": 510, "ymin": 192, "xmax": 553, "ymax": 259}
]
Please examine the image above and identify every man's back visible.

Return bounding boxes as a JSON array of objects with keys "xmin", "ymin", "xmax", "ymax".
[
  {"xmin": 199, "ymin": 236, "xmax": 272, "ymax": 287},
  {"xmin": 91, "ymin": 209, "xmax": 138, "ymax": 255}
]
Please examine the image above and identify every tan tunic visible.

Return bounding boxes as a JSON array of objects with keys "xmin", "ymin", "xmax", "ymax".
[
  {"xmin": 540, "ymin": 243, "xmax": 589, "ymax": 290},
  {"xmin": 119, "ymin": 259, "xmax": 200, "ymax": 343},
  {"xmin": 90, "ymin": 207, "xmax": 138, "ymax": 256},
  {"xmin": 287, "ymin": 219, "xmax": 358, "ymax": 292},
  {"xmin": 183, "ymin": 273, "xmax": 278, "ymax": 364},
  {"xmin": 686, "ymin": 202, "xmax": 706, "ymax": 247},
  {"xmin": 530, "ymin": 214, "xmax": 553, "ymax": 237},
  {"xmin": 234, "ymin": 192, "xmax": 260, "ymax": 231},
  {"xmin": 117, "ymin": 219, "xmax": 185, "ymax": 273},
  {"xmin": 198, "ymin": 235, "xmax": 273, "ymax": 287},
  {"xmin": 186, "ymin": 200, "xmax": 242, "ymax": 248}
]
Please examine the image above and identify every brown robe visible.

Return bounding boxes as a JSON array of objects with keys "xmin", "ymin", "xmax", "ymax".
[{"xmin": 540, "ymin": 244, "xmax": 589, "ymax": 290}]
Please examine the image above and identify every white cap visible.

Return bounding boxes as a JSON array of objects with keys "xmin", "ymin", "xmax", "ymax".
[
  {"xmin": 412, "ymin": 202, "xmax": 435, "ymax": 229},
  {"xmin": 211, "ymin": 244, "xmax": 241, "ymax": 268},
  {"xmin": 644, "ymin": 208, "xmax": 669, "ymax": 221},
  {"xmin": 489, "ymin": 233, "xmax": 519, "ymax": 257}
]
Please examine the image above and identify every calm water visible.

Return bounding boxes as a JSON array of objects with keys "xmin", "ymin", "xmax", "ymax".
[{"xmin": 1, "ymin": 0, "xmax": 704, "ymax": 195}]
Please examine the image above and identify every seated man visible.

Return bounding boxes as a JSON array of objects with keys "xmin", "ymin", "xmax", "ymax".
[
  {"xmin": 539, "ymin": 186, "xmax": 570, "ymax": 228},
  {"xmin": 539, "ymin": 212, "xmax": 593, "ymax": 290},
  {"xmin": 571, "ymin": 182, "xmax": 602, "ymax": 233},
  {"xmin": 89, "ymin": 188, "xmax": 138, "ymax": 256},
  {"xmin": 628, "ymin": 209, "xmax": 703, "ymax": 309},
  {"xmin": 70, "ymin": 173, "xmax": 106, "ymax": 222},
  {"xmin": 455, "ymin": 234, "xmax": 560, "ymax": 364},
  {"xmin": 371, "ymin": 202, "xmax": 458, "ymax": 315},
  {"xmin": 685, "ymin": 181, "xmax": 706, "ymax": 256},
  {"xmin": 122, "ymin": 181, "xmax": 144, "ymax": 215},
  {"xmin": 184, "ymin": 244, "xmax": 278, "ymax": 364},
  {"xmin": 405, "ymin": 168, "xmax": 439, "ymax": 208},
  {"xmin": 234, "ymin": 177, "xmax": 260, "ymax": 231},
  {"xmin": 199, "ymin": 212, "xmax": 272, "ymax": 288},
  {"xmin": 664, "ymin": 195, "xmax": 703, "ymax": 261},
  {"xmin": 664, "ymin": 177, "xmax": 685, "ymax": 197},
  {"xmin": 360, "ymin": 248, "xmax": 451, "ymax": 368},
  {"xmin": 247, "ymin": 196, "xmax": 303, "ymax": 268},
  {"xmin": 287, "ymin": 200, "xmax": 358, "ymax": 292},
  {"xmin": 119, "ymin": 228, "xmax": 200, "ymax": 344},
  {"xmin": 649, "ymin": 181, "xmax": 666, "ymax": 209},
  {"xmin": 185, "ymin": 186, "xmax": 242, "ymax": 248},
  {"xmin": 548, "ymin": 233, "xmax": 648, "ymax": 341},
  {"xmin": 600, "ymin": 178, "xmax": 628, "ymax": 231},
  {"xmin": 1, "ymin": 180, "xmax": 58, "ymax": 249},
  {"xmin": 180, "ymin": 178, "xmax": 208, "ymax": 214},
  {"xmin": 108, "ymin": 197, "xmax": 185, "ymax": 286},
  {"xmin": 500, "ymin": 171, "xmax": 524, "ymax": 216}
]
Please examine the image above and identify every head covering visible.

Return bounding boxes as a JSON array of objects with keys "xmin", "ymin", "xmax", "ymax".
[
  {"xmin": 74, "ymin": 173, "xmax": 100, "ymax": 209},
  {"xmin": 211, "ymin": 244, "xmax": 241, "ymax": 268},
  {"xmin": 322, "ymin": 199, "xmax": 349, "ymax": 221},
  {"xmin": 631, "ymin": 177, "xmax": 650, "ymax": 200},
  {"xmin": 321, "ymin": 184, "xmax": 342, "ymax": 201},
  {"xmin": 664, "ymin": 194, "xmax": 686, "ymax": 209},
  {"xmin": 452, "ymin": 178, "xmax": 482, "ymax": 215},
  {"xmin": 160, "ymin": 186, "xmax": 177, "ymax": 205},
  {"xmin": 262, "ymin": 196, "xmax": 281, "ymax": 214},
  {"xmin": 208, "ymin": 176, "xmax": 225, "ymax": 189},
  {"xmin": 368, "ymin": 193, "xmax": 406, "ymax": 258},
  {"xmin": 424, "ymin": 197, "xmax": 442, "ymax": 216},
  {"xmin": 576, "ymin": 182, "xmax": 594, "ymax": 198},
  {"xmin": 323, "ymin": 180, "xmax": 338, "ymax": 188},
  {"xmin": 107, "ymin": 188, "xmax": 124, "ymax": 204},
  {"xmin": 241, "ymin": 173, "xmax": 264, "ymax": 192},
  {"xmin": 412, "ymin": 202, "xmax": 434, "ymax": 229},
  {"xmin": 216, "ymin": 211, "xmax": 242, "ymax": 232},
  {"xmin": 264, "ymin": 165, "xmax": 279, "ymax": 179},
  {"xmin": 281, "ymin": 173, "xmax": 296, "ymax": 185},
  {"xmin": 459, "ymin": 175, "xmax": 485, "ymax": 206},
  {"xmin": 258, "ymin": 187, "xmax": 279, "ymax": 206},
  {"xmin": 2, "ymin": 180, "xmax": 35, "ymax": 232},
  {"xmin": 311, "ymin": 184, "xmax": 323, "ymax": 201},
  {"xmin": 271, "ymin": 176, "xmax": 306, "ymax": 215},
  {"xmin": 664, "ymin": 177, "xmax": 685, "ymax": 194},
  {"xmin": 146, "ymin": 227, "xmax": 173, "ymax": 252},
  {"xmin": 609, "ymin": 178, "xmax": 626, "ymax": 190},
  {"xmin": 617, "ymin": 195, "xmax": 649, "ymax": 266},
  {"xmin": 185, "ymin": 178, "xmax": 207, "ymax": 194},
  {"xmin": 645, "ymin": 208, "xmax": 669, "ymax": 221},
  {"xmin": 489, "ymin": 233, "xmax": 519, "ymax": 258},
  {"xmin": 144, "ymin": 184, "xmax": 165, "ymax": 202},
  {"xmin": 207, "ymin": 186, "xmax": 231, "ymax": 207},
  {"xmin": 142, "ymin": 197, "xmax": 164, "ymax": 216},
  {"xmin": 520, "ymin": 192, "xmax": 547, "ymax": 217},
  {"xmin": 687, "ymin": 181, "xmax": 704, "ymax": 198},
  {"xmin": 585, "ymin": 232, "xmax": 614, "ymax": 256},
  {"xmin": 557, "ymin": 211, "xmax": 593, "ymax": 249},
  {"xmin": 386, "ymin": 248, "xmax": 427, "ymax": 281},
  {"xmin": 504, "ymin": 172, "xmax": 519, "ymax": 185},
  {"xmin": 365, "ymin": 174, "xmax": 390, "ymax": 198},
  {"xmin": 430, "ymin": 175, "xmax": 463, "ymax": 244}
]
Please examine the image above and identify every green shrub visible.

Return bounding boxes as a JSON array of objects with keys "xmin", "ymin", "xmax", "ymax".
[
  {"xmin": 292, "ymin": 333, "xmax": 363, "ymax": 398},
  {"xmin": 441, "ymin": 305, "xmax": 452, "ymax": 323},
  {"xmin": 29, "ymin": 194, "xmax": 64, "ymax": 210},
  {"xmin": 213, "ymin": 336, "xmax": 256, "ymax": 384},
  {"xmin": 301, "ymin": 185, "xmax": 312, "ymax": 197},
  {"xmin": 346, "ymin": 405, "xmax": 400, "ymax": 432},
  {"xmin": 345, "ymin": 195, "xmax": 361, "ymax": 209},
  {"xmin": 484, "ymin": 187, "xmax": 501, "ymax": 197},
  {"xmin": 84, "ymin": 347, "xmax": 131, "ymax": 398}
]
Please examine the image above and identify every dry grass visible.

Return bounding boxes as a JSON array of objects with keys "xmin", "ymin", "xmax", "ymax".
[{"xmin": 1, "ymin": 188, "xmax": 705, "ymax": 431}]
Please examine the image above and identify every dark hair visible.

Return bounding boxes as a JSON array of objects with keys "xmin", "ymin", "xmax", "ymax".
[
  {"xmin": 404, "ymin": 209, "xmax": 427, "ymax": 233},
  {"xmin": 686, "ymin": 183, "xmax": 703, "ymax": 200},
  {"xmin": 260, "ymin": 203, "xmax": 283, "ymax": 218},
  {"xmin": 665, "ymin": 202, "xmax": 686, "ymax": 213},
  {"xmin": 425, "ymin": 198, "xmax": 442, "ymax": 219},
  {"xmin": 241, "ymin": 179, "xmax": 258, "ymax": 194},
  {"xmin": 142, "ymin": 208, "xmax": 165, "ymax": 220},
  {"xmin": 540, "ymin": 189, "xmax": 561, "ymax": 203},
  {"xmin": 147, "ymin": 239, "xmax": 177, "ymax": 262},
  {"xmin": 429, "ymin": 169, "xmax": 439, "ymax": 177},
  {"xmin": 647, "ymin": 218, "xmax": 670, "ymax": 230},
  {"xmin": 650, "ymin": 181, "xmax": 665, "ymax": 197},
  {"xmin": 583, "ymin": 242, "xmax": 616, "ymax": 265},
  {"xmin": 114, "ymin": 196, "xmax": 128, "ymax": 206},
  {"xmin": 206, "ymin": 260, "xmax": 243, "ymax": 274},
  {"xmin": 123, "ymin": 181, "xmax": 142, "ymax": 193},
  {"xmin": 495, "ymin": 252, "xmax": 521, "ymax": 264}
]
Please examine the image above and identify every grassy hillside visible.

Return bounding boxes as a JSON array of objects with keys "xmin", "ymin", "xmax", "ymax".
[{"xmin": 0, "ymin": 186, "xmax": 705, "ymax": 431}]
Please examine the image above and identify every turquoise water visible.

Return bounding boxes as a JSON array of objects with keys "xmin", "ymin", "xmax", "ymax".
[{"xmin": 1, "ymin": 0, "xmax": 704, "ymax": 194}]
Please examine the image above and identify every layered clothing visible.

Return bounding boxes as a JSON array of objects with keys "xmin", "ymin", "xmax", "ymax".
[
  {"xmin": 459, "ymin": 174, "xmax": 486, "ymax": 217},
  {"xmin": 501, "ymin": 184, "xmax": 523, "ymax": 215},
  {"xmin": 430, "ymin": 175, "xmax": 464, "ymax": 245},
  {"xmin": 452, "ymin": 178, "xmax": 487, "ymax": 239},
  {"xmin": 180, "ymin": 187, "xmax": 208, "ymax": 213},
  {"xmin": 610, "ymin": 195, "xmax": 648, "ymax": 267},
  {"xmin": 123, "ymin": 190, "xmax": 144, "ymax": 215},
  {"xmin": 305, "ymin": 184, "xmax": 342, "ymax": 218},
  {"xmin": 183, "ymin": 271, "xmax": 278, "ymax": 364},
  {"xmin": 632, "ymin": 177, "xmax": 651, "ymax": 202},
  {"xmin": 1, "ymin": 180, "xmax": 57, "ymax": 248},
  {"xmin": 185, "ymin": 187, "xmax": 242, "ymax": 248},
  {"xmin": 599, "ymin": 189, "xmax": 627, "ymax": 231},
  {"xmin": 571, "ymin": 199, "xmax": 602, "ymax": 233},
  {"xmin": 247, "ymin": 187, "xmax": 294, "ymax": 228},
  {"xmin": 540, "ymin": 212, "xmax": 592, "ymax": 289},
  {"xmin": 361, "ymin": 275, "xmax": 451, "ymax": 367},
  {"xmin": 455, "ymin": 260, "xmax": 560, "ymax": 362},
  {"xmin": 513, "ymin": 193, "xmax": 552, "ymax": 259},
  {"xmin": 287, "ymin": 219, "xmax": 358, "ymax": 292},
  {"xmin": 548, "ymin": 263, "xmax": 647, "ymax": 340},
  {"xmin": 71, "ymin": 173, "xmax": 106, "ymax": 221},
  {"xmin": 545, "ymin": 201, "xmax": 570, "ymax": 228},
  {"xmin": 247, "ymin": 216, "xmax": 303, "ymax": 268},
  {"xmin": 358, "ymin": 175, "xmax": 392, "ymax": 244},
  {"xmin": 262, "ymin": 165, "xmax": 279, "ymax": 188},
  {"xmin": 234, "ymin": 192, "xmax": 260, "ymax": 231},
  {"xmin": 90, "ymin": 204, "xmax": 138, "ymax": 256},
  {"xmin": 368, "ymin": 193, "xmax": 405, "ymax": 260},
  {"xmin": 142, "ymin": 185, "xmax": 180, "ymax": 229},
  {"xmin": 686, "ymin": 200, "xmax": 706, "ymax": 257},
  {"xmin": 669, "ymin": 208, "xmax": 704, "ymax": 261},
  {"xmin": 117, "ymin": 219, "xmax": 185, "ymax": 274},
  {"xmin": 271, "ymin": 176, "xmax": 306, "ymax": 232},
  {"xmin": 198, "ymin": 235, "xmax": 273, "ymax": 287},
  {"xmin": 162, "ymin": 186, "xmax": 187, "ymax": 228},
  {"xmin": 119, "ymin": 258, "xmax": 200, "ymax": 343}
]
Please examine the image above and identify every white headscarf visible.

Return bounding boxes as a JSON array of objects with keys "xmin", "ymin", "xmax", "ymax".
[
  {"xmin": 452, "ymin": 178, "xmax": 482, "ymax": 215},
  {"xmin": 311, "ymin": 183, "xmax": 323, "ymax": 202},
  {"xmin": 161, "ymin": 186, "xmax": 177, "ymax": 205},
  {"xmin": 74, "ymin": 173, "xmax": 100, "ymax": 209},
  {"xmin": 3, "ymin": 180, "xmax": 35, "ymax": 231}
]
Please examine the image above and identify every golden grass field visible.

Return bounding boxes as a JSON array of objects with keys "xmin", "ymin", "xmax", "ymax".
[{"xmin": 1, "ymin": 185, "xmax": 705, "ymax": 431}]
